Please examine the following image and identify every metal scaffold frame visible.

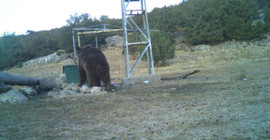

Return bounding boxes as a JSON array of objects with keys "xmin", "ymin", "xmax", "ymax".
[
  {"xmin": 121, "ymin": 0, "xmax": 155, "ymax": 78},
  {"xmin": 72, "ymin": 24, "xmax": 123, "ymax": 58}
]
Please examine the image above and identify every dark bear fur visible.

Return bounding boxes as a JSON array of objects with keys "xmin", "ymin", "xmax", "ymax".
[{"xmin": 76, "ymin": 46, "xmax": 111, "ymax": 91}]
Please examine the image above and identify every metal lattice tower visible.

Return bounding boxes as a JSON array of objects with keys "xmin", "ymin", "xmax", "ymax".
[{"xmin": 121, "ymin": 0, "xmax": 155, "ymax": 78}]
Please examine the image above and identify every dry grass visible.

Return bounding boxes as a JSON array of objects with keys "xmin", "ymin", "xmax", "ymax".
[
  {"xmin": 6, "ymin": 45, "xmax": 270, "ymax": 80},
  {"xmin": 1, "ymin": 45, "xmax": 270, "ymax": 139}
]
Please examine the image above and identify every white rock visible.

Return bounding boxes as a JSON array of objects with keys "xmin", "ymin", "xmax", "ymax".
[
  {"xmin": 59, "ymin": 74, "xmax": 66, "ymax": 82},
  {"xmin": 60, "ymin": 90, "xmax": 78, "ymax": 95},
  {"xmin": 47, "ymin": 91, "xmax": 60, "ymax": 97},
  {"xmin": 143, "ymin": 81, "xmax": 150, "ymax": 84},
  {"xmin": 0, "ymin": 90, "xmax": 28, "ymax": 104},
  {"xmin": 90, "ymin": 86, "xmax": 102, "ymax": 93},
  {"xmin": 91, "ymin": 91, "xmax": 107, "ymax": 96},
  {"xmin": 64, "ymin": 83, "xmax": 79, "ymax": 92},
  {"xmin": 80, "ymin": 85, "xmax": 92, "ymax": 93},
  {"xmin": 19, "ymin": 87, "xmax": 38, "ymax": 97},
  {"xmin": 171, "ymin": 87, "xmax": 177, "ymax": 90}
]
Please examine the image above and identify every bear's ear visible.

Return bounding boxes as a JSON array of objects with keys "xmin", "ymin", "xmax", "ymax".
[{"xmin": 75, "ymin": 46, "xmax": 81, "ymax": 51}]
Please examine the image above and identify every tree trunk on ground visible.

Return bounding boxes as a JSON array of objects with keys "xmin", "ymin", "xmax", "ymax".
[{"xmin": 0, "ymin": 72, "xmax": 39, "ymax": 86}]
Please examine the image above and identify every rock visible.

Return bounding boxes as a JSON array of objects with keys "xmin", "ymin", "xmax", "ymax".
[
  {"xmin": 105, "ymin": 35, "xmax": 123, "ymax": 49},
  {"xmin": 58, "ymin": 90, "xmax": 79, "ymax": 98},
  {"xmin": 171, "ymin": 87, "xmax": 176, "ymax": 91},
  {"xmin": 64, "ymin": 83, "xmax": 79, "ymax": 92},
  {"xmin": 22, "ymin": 50, "xmax": 69, "ymax": 67},
  {"xmin": 241, "ymin": 41, "xmax": 248, "ymax": 48},
  {"xmin": 0, "ymin": 90, "xmax": 28, "ymax": 104},
  {"xmin": 62, "ymin": 82, "xmax": 68, "ymax": 89},
  {"xmin": 0, "ymin": 81, "xmax": 12, "ymax": 94},
  {"xmin": 47, "ymin": 91, "xmax": 60, "ymax": 97},
  {"xmin": 60, "ymin": 90, "xmax": 78, "ymax": 95},
  {"xmin": 59, "ymin": 74, "xmax": 66, "ymax": 83},
  {"xmin": 90, "ymin": 91, "xmax": 107, "ymax": 96},
  {"xmin": 91, "ymin": 86, "xmax": 102, "ymax": 93},
  {"xmin": 19, "ymin": 87, "xmax": 38, "ymax": 97},
  {"xmin": 80, "ymin": 85, "xmax": 92, "ymax": 93}
]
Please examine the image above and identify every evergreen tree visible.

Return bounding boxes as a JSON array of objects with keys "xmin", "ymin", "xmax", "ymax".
[{"xmin": 151, "ymin": 31, "xmax": 175, "ymax": 67}]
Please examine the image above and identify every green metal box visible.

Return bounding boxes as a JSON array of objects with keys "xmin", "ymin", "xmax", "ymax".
[{"xmin": 63, "ymin": 65, "xmax": 80, "ymax": 84}]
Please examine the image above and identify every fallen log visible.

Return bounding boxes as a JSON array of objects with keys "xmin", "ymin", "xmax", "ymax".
[
  {"xmin": 0, "ymin": 72, "xmax": 39, "ymax": 86},
  {"xmin": 161, "ymin": 70, "xmax": 200, "ymax": 80}
]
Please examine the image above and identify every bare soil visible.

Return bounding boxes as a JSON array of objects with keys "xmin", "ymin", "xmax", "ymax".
[{"xmin": 1, "ymin": 46, "xmax": 270, "ymax": 139}]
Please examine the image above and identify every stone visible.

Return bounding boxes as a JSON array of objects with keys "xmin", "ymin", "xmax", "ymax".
[
  {"xmin": 105, "ymin": 35, "xmax": 123, "ymax": 49},
  {"xmin": 19, "ymin": 87, "xmax": 38, "ymax": 97},
  {"xmin": 60, "ymin": 90, "xmax": 78, "ymax": 95},
  {"xmin": 90, "ymin": 91, "xmax": 107, "ymax": 96},
  {"xmin": 47, "ymin": 91, "xmax": 60, "ymax": 97},
  {"xmin": 0, "ymin": 90, "xmax": 28, "ymax": 104},
  {"xmin": 64, "ymin": 83, "xmax": 79, "ymax": 92},
  {"xmin": 90, "ymin": 86, "xmax": 102, "ymax": 93},
  {"xmin": 59, "ymin": 74, "xmax": 66, "ymax": 83},
  {"xmin": 80, "ymin": 85, "xmax": 92, "ymax": 93},
  {"xmin": 22, "ymin": 50, "xmax": 69, "ymax": 67},
  {"xmin": 241, "ymin": 41, "xmax": 248, "ymax": 48}
]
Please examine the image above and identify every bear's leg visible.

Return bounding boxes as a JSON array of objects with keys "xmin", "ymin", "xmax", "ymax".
[
  {"xmin": 86, "ymin": 71, "xmax": 98, "ymax": 87},
  {"xmin": 78, "ymin": 67, "xmax": 86, "ymax": 87},
  {"xmin": 93, "ymin": 76, "xmax": 101, "ymax": 86},
  {"xmin": 88, "ymin": 74, "xmax": 100, "ymax": 87},
  {"xmin": 100, "ymin": 71, "xmax": 111, "ymax": 91}
]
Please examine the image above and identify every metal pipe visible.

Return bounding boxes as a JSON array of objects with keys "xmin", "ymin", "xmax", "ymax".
[
  {"xmin": 128, "ymin": 44, "xmax": 150, "ymax": 77},
  {"xmin": 121, "ymin": 0, "xmax": 130, "ymax": 77},
  {"xmin": 95, "ymin": 34, "xmax": 98, "ymax": 48},
  {"xmin": 128, "ymin": 41, "xmax": 148, "ymax": 46},
  {"xmin": 143, "ymin": 0, "xmax": 155, "ymax": 75},
  {"xmin": 72, "ymin": 31, "xmax": 77, "ymax": 59},
  {"xmin": 129, "ymin": 18, "xmax": 148, "ymax": 41},
  {"xmin": 77, "ymin": 34, "xmax": 81, "ymax": 47},
  {"xmin": 126, "ymin": 20, "xmax": 144, "ymax": 42}
]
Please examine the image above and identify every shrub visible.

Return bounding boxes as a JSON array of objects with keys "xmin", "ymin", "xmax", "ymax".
[
  {"xmin": 56, "ymin": 50, "xmax": 66, "ymax": 56},
  {"xmin": 175, "ymin": 0, "xmax": 265, "ymax": 44},
  {"xmin": 151, "ymin": 31, "xmax": 175, "ymax": 67}
]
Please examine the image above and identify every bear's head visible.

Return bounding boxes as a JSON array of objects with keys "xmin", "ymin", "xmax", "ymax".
[{"xmin": 75, "ymin": 46, "xmax": 82, "ymax": 57}]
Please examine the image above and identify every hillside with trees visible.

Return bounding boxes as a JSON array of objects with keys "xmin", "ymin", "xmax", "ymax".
[{"xmin": 0, "ymin": 0, "xmax": 270, "ymax": 70}]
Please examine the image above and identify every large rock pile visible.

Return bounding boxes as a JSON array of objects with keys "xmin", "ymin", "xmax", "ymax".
[
  {"xmin": 0, "ymin": 73, "xmax": 110, "ymax": 104},
  {"xmin": 105, "ymin": 35, "xmax": 123, "ymax": 49},
  {"xmin": 48, "ymin": 84, "xmax": 107, "ymax": 98},
  {"xmin": 22, "ymin": 50, "xmax": 69, "ymax": 67},
  {"xmin": 176, "ymin": 33, "xmax": 270, "ymax": 51},
  {"xmin": 38, "ymin": 73, "xmax": 109, "ymax": 98}
]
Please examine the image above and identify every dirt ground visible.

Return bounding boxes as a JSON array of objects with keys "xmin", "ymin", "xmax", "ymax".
[{"xmin": 1, "ymin": 46, "xmax": 270, "ymax": 139}]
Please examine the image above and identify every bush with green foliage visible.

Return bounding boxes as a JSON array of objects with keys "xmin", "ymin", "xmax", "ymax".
[
  {"xmin": 0, "ymin": 33, "xmax": 25, "ymax": 70},
  {"xmin": 149, "ymin": 0, "xmax": 269, "ymax": 44},
  {"xmin": 151, "ymin": 31, "xmax": 175, "ymax": 67},
  {"xmin": 176, "ymin": 0, "xmax": 265, "ymax": 44}
]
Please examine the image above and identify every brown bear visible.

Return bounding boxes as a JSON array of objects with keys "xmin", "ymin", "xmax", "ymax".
[{"xmin": 76, "ymin": 46, "xmax": 111, "ymax": 91}]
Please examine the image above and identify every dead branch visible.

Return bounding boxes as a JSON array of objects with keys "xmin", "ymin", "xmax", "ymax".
[{"xmin": 161, "ymin": 70, "xmax": 200, "ymax": 80}]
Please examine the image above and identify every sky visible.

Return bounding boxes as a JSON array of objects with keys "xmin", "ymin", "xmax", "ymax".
[{"xmin": 0, "ymin": 0, "xmax": 183, "ymax": 35}]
